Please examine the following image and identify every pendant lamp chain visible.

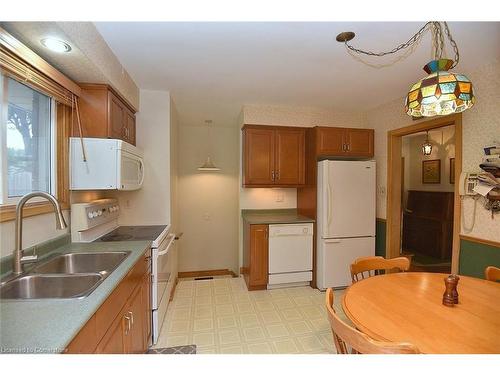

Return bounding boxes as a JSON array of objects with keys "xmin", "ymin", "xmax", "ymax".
[{"xmin": 341, "ymin": 21, "xmax": 460, "ymax": 68}]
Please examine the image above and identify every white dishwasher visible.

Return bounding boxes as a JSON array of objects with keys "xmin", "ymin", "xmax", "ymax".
[{"xmin": 268, "ymin": 223, "xmax": 313, "ymax": 288}]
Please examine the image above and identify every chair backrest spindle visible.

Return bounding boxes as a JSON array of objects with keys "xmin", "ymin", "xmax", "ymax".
[{"xmin": 325, "ymin": 288, "xmax": 419, "ymax": 354}]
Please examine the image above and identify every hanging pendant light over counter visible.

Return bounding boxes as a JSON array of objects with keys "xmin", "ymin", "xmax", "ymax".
[{"xmin": 198, "ymin": 120, "xmax": 220, "ymax": 171}]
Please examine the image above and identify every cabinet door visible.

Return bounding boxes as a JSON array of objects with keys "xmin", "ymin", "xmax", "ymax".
[
  {"xmin": 141, "ymin": 272, "xmax": 152, "ymax": 348},
  {"xmin": 109, "ymin": 92, "xmax": 125, "ymax": 140},
  {"xmin": 125, "ymin": 110, "xmax": 136, "ymax": 145},
  {"xmin": 275, "ymin": 129, "xmax": 305, "ymax": 185},
  {"xmin": 126, "ymin": 285, "xmax": 145, "ymax": 354},
  {"xmin": 243, "ymin": 128, "xmax": 275, "ymax": 186},
  {"xmin": 95, "ymin": 312, "xmax": 126, "ymax": 354},
  {"xmin": 316, "ymin": 127, "xmax": 346, "ymax": 156},
  {"xmin": 249, "ymin": 225, "xmax": 269, "ymax": 288},
  {"xmin": 345, "ymin": 128, "xmax": 374, "ymax": 157}
]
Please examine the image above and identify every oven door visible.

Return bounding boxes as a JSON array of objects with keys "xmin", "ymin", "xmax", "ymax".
[
  {"xmin": 118, "ymin": 149, "xmax": 144, "ymax": 190},
  {"xmin": 152, "ymin": 233, "xmax": 175, "ymax": 344},
  {"xmin": 152, "ymin": 233, "xmax": 175, "ymax": 309}
]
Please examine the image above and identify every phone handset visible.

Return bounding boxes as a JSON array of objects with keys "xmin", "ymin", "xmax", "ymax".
[{"xmin": 459, "ymin": 172, "xmax": 479, "ymax": 232}]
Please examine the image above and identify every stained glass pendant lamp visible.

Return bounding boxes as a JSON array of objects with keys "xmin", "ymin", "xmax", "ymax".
[
  {"xmin": 405, "ymin": 59, "xmax": 474, "ymax": 117},
  {"xmin": 336, "ymin": 22, "xmax": 475, "ymax": 118}
]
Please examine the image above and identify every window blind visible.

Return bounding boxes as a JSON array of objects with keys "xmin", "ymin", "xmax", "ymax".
[{"xmin": 0, "ymin": 27, "xmax": 80, "ymax": 106}]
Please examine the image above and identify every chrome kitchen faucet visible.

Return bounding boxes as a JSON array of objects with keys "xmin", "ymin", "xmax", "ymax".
[{"xmin": 13, "ymin": 192, "xmax": 67, "ymax": 275}]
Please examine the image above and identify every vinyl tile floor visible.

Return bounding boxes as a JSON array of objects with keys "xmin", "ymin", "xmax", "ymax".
[{"xmin": 153, "ymin": 277, "xmax": 347, "ymax": 354}]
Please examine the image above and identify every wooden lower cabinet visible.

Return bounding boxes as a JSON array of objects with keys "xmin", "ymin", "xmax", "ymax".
[
  {"xmin": 125, "ymin": 284, "xmax": 145, "ymax": 353},
  {"xmin": 66, "ymin": 250, "xmax": 151, "ymax": 354},
  {"xmin": 95, "ymin": 310, "xmax": 126, "ymax": 354},
  {"xmin": 141, "ymin": 272, "xmax": 152, "ymax": 348},
  {"xmin": 243, "ymin": 224, "xmax": 269, "ymax": 291}
]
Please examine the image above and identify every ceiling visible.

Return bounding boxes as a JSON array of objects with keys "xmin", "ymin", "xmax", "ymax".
[{"xmin": 94, "ymin": 22, "xmax": 499, "ymax": 127}]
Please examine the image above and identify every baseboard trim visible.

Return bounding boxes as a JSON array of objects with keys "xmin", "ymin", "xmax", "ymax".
[
  {"xmin": 178, "ymin": 269, "xmax": 237, "ymax": 279},
  {"xmin": 460, "ymin": 235, "xmax": 500, "ymax": 249}
]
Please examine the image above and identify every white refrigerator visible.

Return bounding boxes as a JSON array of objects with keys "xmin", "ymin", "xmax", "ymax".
[{"xmin": 317, "ymin": 160, "xmax": 376, "ymax": 290}]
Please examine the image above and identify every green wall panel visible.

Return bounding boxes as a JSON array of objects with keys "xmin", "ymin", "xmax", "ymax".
[
  {"xmin": 459, "ymin": 239, "xmax": 500, "ymax": 279},
  {"xmin": 375, "ymin": 219, "xmax": 386, "ymax": 257}
]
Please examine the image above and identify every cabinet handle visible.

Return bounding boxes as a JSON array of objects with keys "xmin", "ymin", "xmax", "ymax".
[
  {"xmin": 128, "ymin": 311, "xmax": 134, "ymax": 326},
  {"xmin": 347, "ymin": 143, "xmax": 351, "ymax": 152},
  {"xmin": 276, "ymin": 171, "xmax": 280, "ymax": 180},
  {"xmin": 124, "ymin": 315, "xmax": 131, "ymax": 335},
  {"xmin": 271, "ymin": 171, "xmax": 275, "ymax": 181}
]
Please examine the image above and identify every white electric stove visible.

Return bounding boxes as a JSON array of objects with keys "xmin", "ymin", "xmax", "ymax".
[{"xmin": 71, "ymin": 199, "xmax": 176, "ymax": 345}]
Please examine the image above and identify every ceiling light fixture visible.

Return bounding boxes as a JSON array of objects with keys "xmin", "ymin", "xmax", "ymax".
[
  {"xmin": 422, "ymin": 131, "xmax": 433, "ymax": 155},
  {"xmin": 40, "ymin": 37, "xmax": 72, "ymax": 53},
  {"xmin": 198, "ymin": 120, "xmax": 220, "ymax": 172},
  {"xmin": 336, "ymin": 22, "xmax": 475, "ymax": 118}
]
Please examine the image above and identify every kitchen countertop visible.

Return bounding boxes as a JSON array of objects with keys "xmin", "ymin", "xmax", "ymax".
[
  {"xmin": 242, "ymin": 209, "xmax": 315, "ymax": 225},
  {"xmin": 0, "ymin": 240, "xmax": 151, "ymax": 354}
]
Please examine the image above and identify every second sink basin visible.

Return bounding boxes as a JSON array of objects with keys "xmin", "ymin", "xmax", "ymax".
[
  {"xmin": 33, "ymin": 251, "xmax": 131, "ymax": 276},
  {"xmin": 0, "ymin": 274, "xmax": 103, "ymax": 300}
]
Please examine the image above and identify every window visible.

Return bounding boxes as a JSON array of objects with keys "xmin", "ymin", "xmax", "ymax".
[{"xmin": 1, "ymin": 75, "xmax": 56, "ymax": 205}]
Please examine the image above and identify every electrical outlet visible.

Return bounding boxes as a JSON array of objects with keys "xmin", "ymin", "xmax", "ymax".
[{"xmin": 275, "ymin": 191, "xmax": 284, "ymax": 202}]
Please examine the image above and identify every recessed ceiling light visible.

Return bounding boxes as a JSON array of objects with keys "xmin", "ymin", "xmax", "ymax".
[{"xmin": 40, "ymin": 38, "xmax": 72, "ymax": 53}]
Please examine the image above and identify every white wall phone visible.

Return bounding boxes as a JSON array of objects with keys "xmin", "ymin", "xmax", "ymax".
[{"xmin": 459, "ymin": 172, "xmax": 479, "ymax": 196}]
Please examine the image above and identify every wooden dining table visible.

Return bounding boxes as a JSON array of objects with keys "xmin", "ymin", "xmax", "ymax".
[{"xmin": 342, "ymin": 272, "xmax": 500, "ymax": 354}]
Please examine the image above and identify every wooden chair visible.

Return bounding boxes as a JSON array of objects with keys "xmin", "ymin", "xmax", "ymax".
[
  {"xmin": 325, "ymin": 288, "xmax": 419, "ymax": 354},
  {"xmin": 485, "ymin": 266, "xmax": 500, "ymax": 282},
  {"xmin": 350, "ymin": 256, "xmax": 410, "ymax": 283}
]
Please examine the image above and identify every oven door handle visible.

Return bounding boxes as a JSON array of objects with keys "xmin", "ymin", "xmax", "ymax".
[{"xmin": 157, "ymin": 234, "xmax": 176, "ymax": 256}]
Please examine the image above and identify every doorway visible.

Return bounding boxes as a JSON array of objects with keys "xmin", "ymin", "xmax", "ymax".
[
  {"xmin": 401, "ymin": 125, "xmax": 456, "ymax": 273},
  {"xmin": 386, "ymin": 114, "xmax": 462, "ymax": 274}
]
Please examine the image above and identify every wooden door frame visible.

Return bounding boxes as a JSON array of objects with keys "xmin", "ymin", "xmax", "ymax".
[{"xmin": 386, "ymin": 113, "xmax": 462, "ymax": 273}]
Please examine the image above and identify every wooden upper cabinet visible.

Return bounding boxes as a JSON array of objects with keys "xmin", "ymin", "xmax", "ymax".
[
  {"xmin": 275, "ymin": 129, "xmax": 305, "ymax": 185},
  {"xmin": 73, "ymin": 84, "xmax": 137, "ymax": 146},
  {"xmin": 244, "ymin": 127, "xmax": 275, "ymax": 186},
  {"xmin": 345, "ymin": 128, "xmax": 374, "ymax": 157},
  {"xmin": 125, "ymin": 110, "xmax": 136, "ymax": 145},
  {"xmin": 316, "ymin": 127, "xmax": 374, "ymax": 158},
  {"xmin": 316, "ymin": 126, "xmax": 345, "ymax": 155},
  {"xmin": 109, "ymin": 91, "xmax": 126, "ymax": 140},
  {"xmin": 242, "ymin": 125, "xmax": 306, "ymax": 187}
]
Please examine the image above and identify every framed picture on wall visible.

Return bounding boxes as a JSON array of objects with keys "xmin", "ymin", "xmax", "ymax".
[
  {"xmin": 422, "ymin": 159, "xmax": 441, "ymax": 184},
  {"xmin": 450, "ymin": 158, "xmax": 455, "ymax": 184}
]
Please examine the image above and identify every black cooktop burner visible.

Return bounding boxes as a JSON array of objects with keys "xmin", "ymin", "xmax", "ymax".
[
  {"xmin": 99, "ymin": 233, "xmax": 134, "ymax": 241},
  {"xmin": 96, "ymin": 225, "xmax": 167, "ymax": 242}
]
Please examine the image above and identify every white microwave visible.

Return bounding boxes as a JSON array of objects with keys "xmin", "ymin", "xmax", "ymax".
[{"xmin": 70, "ymin": 138, "xmax": 144, "ymax": 191}]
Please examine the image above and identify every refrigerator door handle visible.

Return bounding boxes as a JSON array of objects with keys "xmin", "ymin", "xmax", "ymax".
[{"xmin": 327, "ymin": 182, "xmax": 333, "ymax": 232}]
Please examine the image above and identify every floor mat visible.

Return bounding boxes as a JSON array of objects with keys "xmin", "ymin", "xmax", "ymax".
[{"xmin": 147, "ymin": 345, "xmax": 196, "ymax": 354}]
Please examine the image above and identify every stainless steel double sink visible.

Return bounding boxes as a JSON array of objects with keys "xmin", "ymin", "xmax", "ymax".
[{"xmin": 0, "ymin": 251, "xmax": 131, "ymax": 300}]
